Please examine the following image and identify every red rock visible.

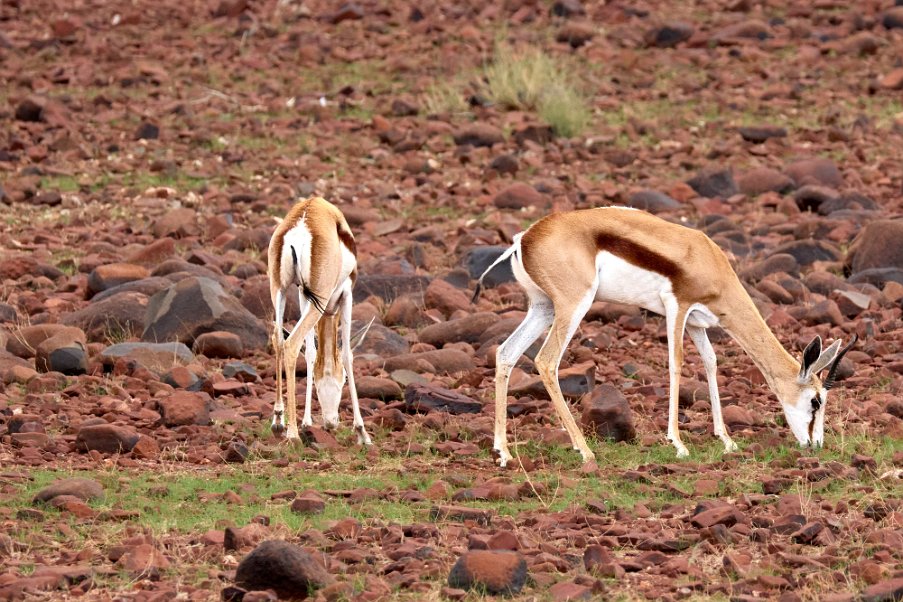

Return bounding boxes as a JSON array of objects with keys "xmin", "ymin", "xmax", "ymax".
[
  {"xmin": 76, "ymin": 424, "xmax": 140, "ymax": 454},
  {"xmin": 87, "ymin": 263, "xmax": 150, "ymax": 297},
  {"xmin": 549, "ymin": 581, "xmax": 592, "ymax": 601},
  {"xmin": 116, "ymin": 543, "xmax": 170, "ymax": 576},
  {"xmin": 493, "ymin": 183, "xmax": 545, "ymax": 210},
  {"xmin": 453, "ymin": 123, "xmax": 504, "ymax": 147},
  {"xmin": 193, "ymin": 330, "xmax": 244, "ymax": 358},
  {"xmin": 879, "ymin": 68, "xmax": 903, "ymax": 90},
  {"xmin": 158, "ymin": 391, "xmax": 211, "ymax": 426},
  {"xmin": 556, "ymin": 22, "xmax": 595, "ymax": 48},
  {"xmin": 291, "ymin": 494, "xmax": 326, "ymax": 514},
  {"xmin": 487, "ymin": 531, "xmax": 519, "ymax": 551},
  {"xmin": 424, "ymin": 278, "xmax": 471, "ymax": 316},
  {"xmin": 581, "ymin": 383, "xmax": 636, "ymax": 442},
  {"xmin": 860, "ymin": 578, "xmax": 903, "ymax": 602},
  {"xmin": 448, "ymin": 550, "xmax": 527, "ymax": 595},
  {"xmin": 32, "ymin": 478, "xmax": 104, "ymax": 503},
  {"xmin": 224, "ymin": 523, "xmax": 269, "ymax": 551},
  {"xmin": 690, "ymin": 505, "xmax": 742, "ymax": 528},
  {"xmin": 326, "ymin": 518, "xmax": 361, "ymax": 540}
]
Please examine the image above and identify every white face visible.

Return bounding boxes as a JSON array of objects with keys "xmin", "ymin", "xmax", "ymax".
[
  {"xmin": 782, "ymin": 386, "xmax": 827, "ymax": 448},
  {"xmin": 315, "ymin": 370, "xmax": 344, "ymax": 429}
]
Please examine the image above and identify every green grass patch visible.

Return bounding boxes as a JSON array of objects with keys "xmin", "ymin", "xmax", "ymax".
[{"xmin": 484, "ymin": 43, "xmax": 591, "ymax": 138}]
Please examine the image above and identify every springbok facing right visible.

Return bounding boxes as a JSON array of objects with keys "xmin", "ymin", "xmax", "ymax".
[{"xmin": 473, "ymin": 207, "xmax": 855, "ymax": 467}]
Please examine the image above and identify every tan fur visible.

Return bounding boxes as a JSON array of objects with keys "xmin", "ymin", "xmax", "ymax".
[
  {"xmin": 267, "ymin": 197, "xmax": 370, "ymax": 444},
  {"xmin": 490, "ymin": 207, "xmax": 819, "ymax": 466}
]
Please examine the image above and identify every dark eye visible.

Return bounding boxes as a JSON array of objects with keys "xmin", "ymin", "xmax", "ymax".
[{"xmin": 811, "ymin": 397, "xmax": 821, "ymax": 412}]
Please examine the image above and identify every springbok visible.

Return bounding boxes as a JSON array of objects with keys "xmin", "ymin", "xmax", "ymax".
[
  {"xmin": 267, "ymin": 196, "xmax": 371, "ymax": 445},
  {"xmin": 473, "ymin": 207, "xmax": 855, "ymax": 467}
]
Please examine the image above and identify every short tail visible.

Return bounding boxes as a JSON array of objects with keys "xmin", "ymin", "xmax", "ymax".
[
  {"xmin": 471, "ymin": 233, "xmax": 522, "ymax": 304},
  {"xmin": 291, "ymin": 245, "xmax": 328, "ymax": 315}
]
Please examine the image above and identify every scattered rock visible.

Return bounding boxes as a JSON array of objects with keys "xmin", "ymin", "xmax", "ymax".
[
  {"xmin": 448, "ymin": 550, "xmax": 528, "ymax": 595},
  {"xmin": 626, "ymin": 190, "xmax": 680, "ymax": 213},
  {"xmin": 644, "ymin": 22, "xmax": 694, "ymax": 48},
  {"xmin": 192, "ymin": 330, "xmax": 244, "ymax": 358},
  {"xmin": 686, "ymin": 167, "xmax": 738, "ymax": 199},
  {"xmin": 738, "ymin": 125, "xmax": 787, "ymax": 143},
  {"xmin": 33, "ymin": 478, "xmax": 104, "ymax": 504},
  {"xmin": 405, "ymin": 383, "xmax": 483, "ymax": 414},
  {"xmin": 87, "ymin": 263, "xmax": 151, "ymax": 298},
  {"xmin": 100, "ymin": 341, "xmax": 194, "ymax": 373},
  {"xmin": 784, "ymin": 158, "xmax": 843, "ymax": 188},
  {"xmin": 493, "ymin": 183, "xmax": 546, "ymax": 210},
  {"xmin": 736, "ymin": 167, "xmax": 794, "ymax": 196},
  {"xmin": 582, "ymin": 384, "xmax": 636, "ymax": 442},
  {"xmin": 76, "ymin": 424, "xmax": 141, "ymax": 454},
  {"xmin": 235, "ymin": 540, "xmax": 334, "ymax": 597},
  {"xmin": 158, "ymin": 391, "xmax": 212, "ymax": 426},
  {"xmin": 453, "ymin": 124, "xmax": 504, "ymax": 147}
]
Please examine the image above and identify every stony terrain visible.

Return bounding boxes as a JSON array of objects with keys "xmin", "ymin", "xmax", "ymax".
[{"xmin": 1, "ymin": 0, "xmax": 903, "ymax": 600}]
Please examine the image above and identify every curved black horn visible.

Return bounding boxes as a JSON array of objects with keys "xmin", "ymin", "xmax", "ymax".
[{"xmin": 823, "ymin": 334, "xmax": 858, "ymax": 390}]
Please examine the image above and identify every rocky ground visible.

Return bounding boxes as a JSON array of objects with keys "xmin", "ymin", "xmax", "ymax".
[{"xmin": 2, "ymin": 0, "xmax": 903, "ymax": 600}]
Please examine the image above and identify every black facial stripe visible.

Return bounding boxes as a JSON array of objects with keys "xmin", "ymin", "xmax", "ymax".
[{"xmin": 811, "ymin": 397, "xmax": 821, "ymax": 412}]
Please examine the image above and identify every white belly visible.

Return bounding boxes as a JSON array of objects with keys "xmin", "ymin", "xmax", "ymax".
[
  {"xmin": 594, "ymin": 252, "xmax": 720, "ymax": 328},
  {"xmin": 595, "ymin": 251, "xmax": 669, "ymax": 314}
]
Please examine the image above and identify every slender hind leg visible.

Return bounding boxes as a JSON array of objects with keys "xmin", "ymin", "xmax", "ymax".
[
  {"xmin": 301, "ymin": 328, "xmax": 316, "ymax": 428},
  {"xmin": 494, "ymin": 297, "xmax": 554, "ymax": 467},
  {"xmin": 283, "ymin": 304, "xmax": 323, "ymax": 440},
  {"xmin": 662, "ymin": 293, "xmax": 689, "ymax": 458},
  {"xmin": 271, "ymin": 289, "xmax": 287, "ymax": 436},
  {"xmin": 339, "ymin": 286, "xmax": 372, "ymax": 445},
  {"xmin": 687, "ymin": 325, "xmax": 737, "ymax": 452},
  {"xmin": 533, "ymin": 288, "xmax": 597, "ymax": 464}
]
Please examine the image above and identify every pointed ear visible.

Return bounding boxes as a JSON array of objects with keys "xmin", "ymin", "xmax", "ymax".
[
  {"xmin": 800, "ymin": 336, "xmax": 822, "ymax": 377},
  {"xmin": 808, "ymin": 339, "xmax": 842, "ymax": 376}
]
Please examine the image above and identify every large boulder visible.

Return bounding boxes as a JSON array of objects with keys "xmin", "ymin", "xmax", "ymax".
[
  {"xmin": 143, "ymin": 277, "xmax": 267, "ymax": 349},
  {"xmin": 62, "ymin": 292, "xmax": 148, "ymax": 342}
]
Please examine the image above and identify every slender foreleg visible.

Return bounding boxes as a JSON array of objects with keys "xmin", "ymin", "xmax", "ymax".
[
  {"xmin": 662, "ymin": 293, "xmax": 689, "ymax": 458},
  {"xmin": 687, "ymin": 325, "xmax": 737, "ymax": 452}
]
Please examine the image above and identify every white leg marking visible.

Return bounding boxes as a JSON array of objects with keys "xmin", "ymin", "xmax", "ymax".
[
  {"xmin": 494, "ymin": 298, "xmax": 554, "ymax": 467},
  {"xmin": 272, "ymin": 289, "xmax": 287, "ymax": 435},
  {"xmin": 302, "ymin": 329, "xmax": 315, "ymax": 428},
  {"xmin": 340, "ymin": 286, "xmax": 372, "ymax": 445},
  {"xmin": 662, "ymin": 292, "xmax": 689, "ymax": 458},
  {"xmin": 687, "ymin": 326, "xmax": 737, "ymax": 453}
]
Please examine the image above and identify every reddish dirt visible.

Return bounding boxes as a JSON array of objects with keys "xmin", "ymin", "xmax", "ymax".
[{"xmin": 1, "ymin": 0, "xmax": 902, "ymax": 600}]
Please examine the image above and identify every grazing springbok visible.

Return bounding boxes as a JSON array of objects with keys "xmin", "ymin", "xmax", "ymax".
[
  {"xmin": 267, "ymin": 196, "xmax": 371, "ymax": 445},
  {"xmin": 473, "ymin": 207, "xmax": 855, "ymax": 467}
]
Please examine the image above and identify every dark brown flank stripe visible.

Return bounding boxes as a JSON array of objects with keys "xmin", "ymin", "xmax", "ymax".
[
  {"xmin": 336, "ymin": 223, "xmax": 356, "ymax": 257},
  {"xmin": 595, "ymin": 232, "xmax": 683, "ymax": 281}
]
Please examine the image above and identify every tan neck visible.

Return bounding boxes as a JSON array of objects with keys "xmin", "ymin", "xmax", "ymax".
[{"xmin": 717, "ymin": 283, "xmax": 800, "ymax": 403}]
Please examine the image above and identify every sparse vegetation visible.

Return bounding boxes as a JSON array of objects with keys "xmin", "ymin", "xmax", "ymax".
[{"xmin": 483, "ymin": 43, "xmax": 591, "ymax": 137}]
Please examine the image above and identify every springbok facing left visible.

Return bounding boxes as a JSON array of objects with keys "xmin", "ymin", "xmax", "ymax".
[{"xmin": 267, "ymin": 196, "xmax": 371, "ymax": 445}]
